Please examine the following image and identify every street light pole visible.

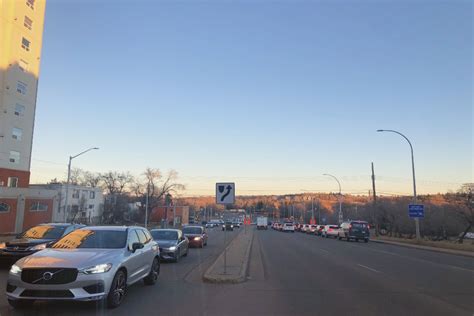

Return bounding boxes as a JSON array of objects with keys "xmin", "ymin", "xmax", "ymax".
[
  {"xmin": 323, "ymin": 173, "xmax": 343, "ymax": 224},
  {"xmin": 63, "ymin": 147, "xmax": 99, "ymax": 222},
  {"xmin": 377, "ymin": 129, "xmax": 420, "ymax": 239}
]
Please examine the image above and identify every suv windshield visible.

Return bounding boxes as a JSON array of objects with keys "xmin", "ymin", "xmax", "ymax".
[
  {"xmin": 19, "ymin": 225, "xmax": 66, "ymax": 240},
  {"xmin": 151, "ymin": 230, "xmax": 178, "ymax": 240},
  {"xmin": 52, "ymin": 230, "xmax": 127, "ymax": 249},
  {"xmin": 182, "ymin": 227, "xmax": 203, "ymax": 234}
]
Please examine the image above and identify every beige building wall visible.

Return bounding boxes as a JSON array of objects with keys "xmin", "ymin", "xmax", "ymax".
[{"xmin": 0, "ymin": 0, "xmax": 46, "ymax": 179}]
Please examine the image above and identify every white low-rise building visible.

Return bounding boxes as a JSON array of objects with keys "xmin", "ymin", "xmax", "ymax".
[{"xmin": 30, "ymin": 183, "xmax": 104, "ymax": 224}]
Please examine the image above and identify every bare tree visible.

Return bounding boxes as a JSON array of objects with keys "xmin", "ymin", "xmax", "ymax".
[
  {"xmin": 100, "ymin": 171, "xmax": 134, "ymax": 195},
  {"xmin": 133, "ymin": 168, "xmax": 185, "ymax": 223},
  {"xmin": 82, "ymin": 171, "xmax": 101, "ymax": 188}
]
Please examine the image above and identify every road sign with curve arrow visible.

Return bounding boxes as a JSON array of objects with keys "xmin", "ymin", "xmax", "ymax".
[{"xmin": 216, "ymin": 183, "xmax": 235, "ymax": 205}]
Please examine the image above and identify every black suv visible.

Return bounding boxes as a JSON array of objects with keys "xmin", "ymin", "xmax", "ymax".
[
  {"xmin": 0, "ymin": 223, "xmax": 85, "ymax": 265},
  {"xmin": 338, "ymin": 221, "xmax": 370, "ymax": 242}
]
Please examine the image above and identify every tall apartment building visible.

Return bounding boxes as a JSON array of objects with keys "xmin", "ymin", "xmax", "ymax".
[
  {"xmin": 0, "ymin": 0, "xmax": 46, "ymax": 188},
  {"xmin": 0, "ymin": 0, "xmax": 54, "ymax": 234}
]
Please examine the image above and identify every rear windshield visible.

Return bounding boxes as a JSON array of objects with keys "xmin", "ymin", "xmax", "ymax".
[
  {"xmin": 183, "ymin": 227, "xmax": 203, "ymax": 234},
  {"xmin": 352, "ymin": 223, "xmax": 368, "ymax": 229},
  {"xmin": 329, "ymin": 226, "xmax": 339, "ymax": 228},
  {"xmin": 284, "ymin": 223, "xmax": 293, "ymax": 226},
  {"xmin": 151, "ymin": 230, "xmax": 178, "ymax": 240},
  {"xmin": 52, "ymin": 230, "xmax": 127, "ymax": 249}
]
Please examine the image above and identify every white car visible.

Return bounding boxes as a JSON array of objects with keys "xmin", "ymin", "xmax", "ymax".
[
  {"xmin": 300, "ymin": 224, "xmax": 310, "ymax": 233},
  {"xmin": 282, "ymin": 222, "xmax": 295, "ymax": 233},
  {"xmin": 322, "ymin": 225, "xmax": 340, "ymax": 238}
]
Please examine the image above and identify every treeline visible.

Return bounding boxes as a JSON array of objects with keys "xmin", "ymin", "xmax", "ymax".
[{"xmin": 183, "ymin": 185, "xmax": 473, "ymax": 242}]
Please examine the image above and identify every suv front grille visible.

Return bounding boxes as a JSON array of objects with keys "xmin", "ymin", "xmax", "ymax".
[
  {"xmin": 21, "ymin": 289, "xmax": 74, "ymax": 298},
  {"xmin": 21, "ymin": 268, "xmax": 78, "ymax": 284}
]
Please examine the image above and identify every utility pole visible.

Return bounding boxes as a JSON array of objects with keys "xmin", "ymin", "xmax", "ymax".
[
  {"xmin": 371, "ymin": 162, "xmax": 378, "ymax": 235},
  {"xmin": 145, "ymin": 182, "xmax": 149, "ymax": 229}
]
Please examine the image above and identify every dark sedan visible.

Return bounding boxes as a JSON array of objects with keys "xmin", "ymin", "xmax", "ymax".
[
  {"xmin": 150, "ymin": 229, "xmax": 189, "ymax": 262},
  {"xmin": 0, "ymin": 223, "xmax": 85, "ymax": 265},
  {"xmin": 182, "ymin": 226, "xmax": 208, "ymax": 248}
]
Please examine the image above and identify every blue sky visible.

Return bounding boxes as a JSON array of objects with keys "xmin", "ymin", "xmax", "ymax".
[{"xmin": 31, "ymin": 0, "xmax": 472, "ymax": 195}]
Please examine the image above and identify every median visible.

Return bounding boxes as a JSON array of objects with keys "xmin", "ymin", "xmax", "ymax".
[{"xmin": 203, "ymin": 227, "xmax": 254, "ymax": 283}]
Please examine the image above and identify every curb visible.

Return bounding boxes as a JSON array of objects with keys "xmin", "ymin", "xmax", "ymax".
[
  {"xmin": 203, "ymin": 229, "xmax": 254, "ymax": 284},
  {"xmin": 371, "ymin": 239, "xmax": 474, "ymax": 258}
]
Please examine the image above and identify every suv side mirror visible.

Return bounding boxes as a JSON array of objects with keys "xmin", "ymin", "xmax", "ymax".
[{"xmin": 132, "ymin": 242, "xmax": 144, "ymax": 252}]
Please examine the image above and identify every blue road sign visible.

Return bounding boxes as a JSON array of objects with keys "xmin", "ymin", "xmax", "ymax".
[{"xmin": 408, "ymin": 204, "xmax": 424, "ymax": 218}]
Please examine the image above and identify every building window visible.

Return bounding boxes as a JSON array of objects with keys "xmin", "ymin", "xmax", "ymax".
[
  {"xmin": 24, "ymin": 16, "xmax": 33, "ymax": 30},
  {"xmin": 88, "ymin": 204, "xmax": 94, "ymax": 209},
  {"xmin": 14, "ymin": 104, "xmax": 25, "ymax": 116},
  {"xmin": 17, "ymin": 81, "xmax": 27, "ymax": 95},
  {"xmin": 72, "ymin": 189, "xmax": 80, "ymax": 199},
  {"xmin": 0, "ymin": 203, "xmax": 10, "ymax": 213},
  {"xmin": 7, "ymin": 177, "xmax": 19, "ymax": 188},
  {"xmin": 19, "ymin": 60, "xmax": 29, "ymax": 72},
  {"xmin": 89, "ymin": 191, "xmax": 95, "ymax": 199},
  {"xmin": 26, "ymin": 0, "xmax": 35, "ymax": 9},
  {"xmin": 12, "ymin": 128, "xmax": 23, "ymax": 141},
  {"xmin": 9, "ymin": 151, "xmax": 20, "ymax": 164},
  {"xmin": 30, "ymin": 202, "xmax": 48, "ymax": 212},
  {"xmin": 21, "ymin": 38, "xmax": 30, "ymax": 51}
]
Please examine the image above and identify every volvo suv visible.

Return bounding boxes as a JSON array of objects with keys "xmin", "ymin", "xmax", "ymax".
[{"xmin": 6, "ymin": 226, "xmax": 160, "ymax": 309}]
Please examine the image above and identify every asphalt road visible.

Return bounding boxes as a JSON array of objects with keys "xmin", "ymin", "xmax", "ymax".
[{"xmin": 0, "ymin": 227, "xmax": 472, "ymax": 316}]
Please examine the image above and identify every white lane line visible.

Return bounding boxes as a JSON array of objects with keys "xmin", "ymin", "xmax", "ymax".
[
  {"xmin": 355, "ymin": 245, "xmax": 474, "ymax": 274},
  {"xmin": 357, "ymin": 264, "xmax": 381, "ymax": 273},
  {"xmin": 319, "ymin": 248, "xmax": 329, "ymax": 253}
]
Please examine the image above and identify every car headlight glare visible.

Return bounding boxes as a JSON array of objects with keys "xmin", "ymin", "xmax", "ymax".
[
  {"xmin": 0, "ymin": 242, "xmax": 6, "ymax": 249},
  {"xmin": 29, "ymin": 243, "xmax": 48, "ymax": 251},
  {"xmin": 169, "ymin": 246, "xmax": 177, "ymax": 251},
  {"xmin": 82, "ymin": 263, "xmax": 112, "ymax": 274},
  {"xmin": 194, "ymin": 237, "xmax": 201, "ymax": 241},
  {"xmin": 10, "ymin": 264, "xmax": 22, "ymax": 275}
]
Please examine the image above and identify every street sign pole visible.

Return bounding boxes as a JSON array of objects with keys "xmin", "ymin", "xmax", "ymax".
[{"xmin": 216, "ymin": 183, "xmax": 235, "ymax": 275}]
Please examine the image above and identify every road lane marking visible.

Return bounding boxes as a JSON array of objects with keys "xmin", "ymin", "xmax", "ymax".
[
  {"xmin": 357, "ymin": 264, "xmax": 381, "ymax": 273},
  {"xmin": 318, "ymin": 248, "xmax": 329, "ymax": 253},
  {"xmin": 354, "ymin": 244, "xmax": 474, "ymax": 273}
]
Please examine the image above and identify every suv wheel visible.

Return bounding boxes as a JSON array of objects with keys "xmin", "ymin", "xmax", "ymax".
[
  {"xmin": 364, "ymin": 238, "xmax": 369, "ymax": 243},
  {"xmin": 144, "ymin": 257, "xmax": 160, "ymax": 285},
  {"xmin": 107, "ymin": 270, "xmax": 127, "ymax": 308},
  {"xmin": 8, "ymin": 299, "xmax": 34, "ymax": 309},
  {"xmin": 338, "ymin": 236, "xmax": 342, "ymax": 240}
]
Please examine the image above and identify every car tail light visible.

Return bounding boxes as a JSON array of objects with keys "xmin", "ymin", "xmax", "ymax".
[
  {"xmin": 349, "ymin": 225, "xmax": 352, "ymax": 229},
  {"xmin": 367, "ymin": 224, "xmax": 370, "ymax": 229},
  {"xmin": 329, "ymin": 228, "xmax": 332, "ymax": 232}
]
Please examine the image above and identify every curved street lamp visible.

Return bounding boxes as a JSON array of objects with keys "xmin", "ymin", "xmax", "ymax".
[
  {"xmin": 323, "ymin": 173, "xmax": 343, "ymax": 224},
  {"xmin": 64, "ymin": 147, "xmax": 99, "ymax": 222},
  {"xmin": 377, "ymin": 129, "xmax": 420, "ymax": 239}
]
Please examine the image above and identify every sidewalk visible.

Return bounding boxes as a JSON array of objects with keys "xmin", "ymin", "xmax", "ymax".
[
  {"xmin": 203, "ymin": 227, "xmax": 254, "ymax": 283},
  {"xmin": 371, "ymin": 238, "xmax": 474, "ymax": 258}
]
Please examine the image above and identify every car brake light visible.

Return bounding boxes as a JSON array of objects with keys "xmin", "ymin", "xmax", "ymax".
[
  {"xmin": 349, "ymin": 225, "xmax": 352, "ymax": 229},
  {"xmin": 367, "ymin": 224, "xmax": 370, "ymax": 229},
  {"xmin": 328, "ymin": 228, "xmax": 332, "ymax": 231}
]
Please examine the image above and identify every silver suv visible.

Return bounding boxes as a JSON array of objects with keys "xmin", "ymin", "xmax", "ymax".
[{"xmin": 6, "ymin": 226, "xmax": 160, "ymax": 309}]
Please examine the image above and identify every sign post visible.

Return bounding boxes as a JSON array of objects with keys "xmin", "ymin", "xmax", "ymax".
[{"xmin": 216, "ymin": 183, "xmax": 235, "ymax": 275}]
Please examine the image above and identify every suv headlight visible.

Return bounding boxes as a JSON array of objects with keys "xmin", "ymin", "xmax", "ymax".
[
  {"xmin": 168, "ymin": 246, "xmax": 177, "ymax": 251},
  {"xmin": 0, "ymin": 242, "xmax": 6, "ymax": 249},
  {"xmin": 10, "ymin": 264, "xmax": 22, "ymax": 275},
  {"xmin": 194, "ymin": 237, "xmax": 201, "ymax": 241},
  {"xmin": 29, "ymin": 243, "xmax": 48, "ymax": 251},
  {"xmin": 81, "ymin": 263, "xmax": 112, "ymax": 274}
]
